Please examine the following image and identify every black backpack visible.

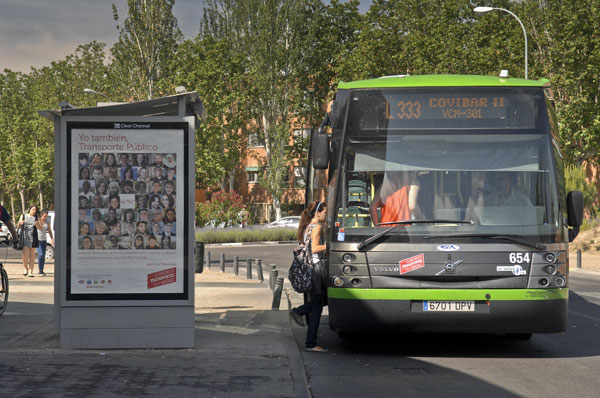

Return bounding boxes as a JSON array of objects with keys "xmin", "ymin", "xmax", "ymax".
[{"xmin": 288, "ymin": 224, "xmax": 314, "ymax": 293}]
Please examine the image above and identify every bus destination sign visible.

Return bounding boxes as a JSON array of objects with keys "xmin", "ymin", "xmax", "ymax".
[{"xmin": 384, "ymin": 95, "xmax": 507, "ymax": 120}]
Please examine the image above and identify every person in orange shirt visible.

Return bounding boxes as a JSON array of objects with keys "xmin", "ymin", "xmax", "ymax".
[{"xmin": 369, "ymin": 171, "xmax": 420, "ymax": 225}]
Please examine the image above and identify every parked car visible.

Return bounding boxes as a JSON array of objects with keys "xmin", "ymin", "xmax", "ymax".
[
  {"xmin": 0, "ymin": 224, "xmax": 11, "ymax": 243},
  {"xmin": 267, "ymin": 216, "xmax": 300, "ymax": 229},
  {"xmin": 45, "ymin": 211, "xmax": 55, "ymax": 259}
]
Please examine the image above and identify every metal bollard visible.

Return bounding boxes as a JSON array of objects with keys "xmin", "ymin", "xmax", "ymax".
[
  {"xmin": 220, "ymin": 253, "xmax": 226, "ymax": 273},
  {"xmin": 246, "ymin": 258, "xmax": 252, "ymax": 279},
  {"xmin": 577, "ymin": 249, "xmax": 582, "ymax": 268},
  {"xmin": 207, "ymin": 251, "xmax": 212, "ymax": 269},
  {"xmin": 269, "ymin": 265, "xmax": 277, "ymax": 290},
  {"xmin": 271, "ymin": 277, "xmax": 284, "ymax": 310},
  {"xmin": 234, "ymin": 256, "xmax": 239, "ymax": 276},
  {"xmin": 256, "ymin": 259, "xmax": 264, "ymax": 282},
  {"xmin": 194, "ymin": 242, "xmax": 204, "ymax": 273}
]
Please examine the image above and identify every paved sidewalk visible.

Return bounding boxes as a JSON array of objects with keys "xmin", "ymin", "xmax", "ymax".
[{"xmin": 0, "ymin": 259, "xmax": 309, "ymax": 398}]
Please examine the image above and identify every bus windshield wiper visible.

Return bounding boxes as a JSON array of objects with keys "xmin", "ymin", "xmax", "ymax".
[
  {"xmin": 424, "ymin": 233, "xmax": 546, "ymax": 250},
  {"xmin": 356, "ymin": 219, "xmax": 473, "ymax": 251}
]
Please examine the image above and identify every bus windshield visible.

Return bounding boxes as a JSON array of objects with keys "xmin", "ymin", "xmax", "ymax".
[{"xmin": 335, "ymin": 88, "xmax": 561, "ymax": 243}]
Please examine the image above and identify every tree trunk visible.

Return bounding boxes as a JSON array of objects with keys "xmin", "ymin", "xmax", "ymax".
[
  {"xmin": 10, "ymin": 196, "xmax": 16, "ymax": 224},
  {"xmin": 272, "ymin": 194, "xmax": 281, "ymax": 220},
  {"xmin": 228, "ymin": 170, "xmax": 235, "ymax": 192},
  {"xmin": 19, "ymin": 189, "xmax": 25, "ymax": 216},
  {"xmin": 39, "ymin": 182, "xmax": 44, "ymax": 210}
]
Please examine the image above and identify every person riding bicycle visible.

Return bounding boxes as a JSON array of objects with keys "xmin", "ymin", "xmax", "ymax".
[{"xmin": 0, "ymin": 204, "xmax": 18, "ymax": 245}]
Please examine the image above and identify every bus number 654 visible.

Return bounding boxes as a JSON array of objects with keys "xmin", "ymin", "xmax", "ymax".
[{"xmin": 509, "ymin": 252, "xmax": 530, "ymax": 264}]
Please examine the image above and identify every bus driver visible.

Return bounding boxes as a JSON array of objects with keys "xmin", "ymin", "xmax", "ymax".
[
  {"xmin": 485, "ymin": 172, "xmax": 532, "ymax": 207},
  {"xmin": 369, "ymin": 171, "xmax": 420, "ymax": 225}
]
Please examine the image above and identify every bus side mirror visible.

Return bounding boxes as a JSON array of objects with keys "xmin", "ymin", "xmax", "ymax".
[
  {"xmin": 567, "ymin": 190, "xmax": 584, "ymax": 242},
  {"xmin": 312, "ymin": 133, "xmax": 330, "ymax": 169}
]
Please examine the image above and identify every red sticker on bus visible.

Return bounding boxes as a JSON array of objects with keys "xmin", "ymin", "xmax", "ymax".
[
  {"xmin": 399, "ymin": 254, "xmax": 425, "ymax": 274},
  {"xmin": 147, "ymin": 267, "xmax": 177, "ymax": 289}
]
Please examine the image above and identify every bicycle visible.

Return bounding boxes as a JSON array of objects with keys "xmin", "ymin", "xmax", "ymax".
[
  {"xmin": 0, "ymin": 261, "xmax": 7, "ymax": 316},
  {"xmin": 0, "ymin": 240, "xmax": 10, "ymax": 316}
]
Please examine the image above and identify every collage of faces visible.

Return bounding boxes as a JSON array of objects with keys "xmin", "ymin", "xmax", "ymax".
[{"xmin": 77, "ymin": 152, "xmax": 177, "ymax": 250}]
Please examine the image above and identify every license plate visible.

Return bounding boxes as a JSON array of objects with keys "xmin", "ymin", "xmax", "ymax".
[{"xmin": 423, "ymin": 301, "xmax": 475, "ymax": 312}]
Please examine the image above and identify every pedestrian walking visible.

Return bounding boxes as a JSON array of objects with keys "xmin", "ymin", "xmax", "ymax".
[
  {"xmin": 36, "ymin": 209, "xmax": 54, "ymax": 276},
  {"xmin": 290, "ymin": 200, "xmax": 329, "ymax": 353},
  {"xmin": 17, "ymin": 206, "xmax": 40, "ymax": 277}
]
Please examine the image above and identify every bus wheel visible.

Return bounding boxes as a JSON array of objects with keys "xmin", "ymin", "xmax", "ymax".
[{"xmin": 505, "ymin": 333, "xmax": 532, "ymax": 340}]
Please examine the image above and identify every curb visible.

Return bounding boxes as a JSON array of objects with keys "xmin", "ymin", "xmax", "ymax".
[
  {"xmin": 279, "ymin": 311, "xmax": 312, "ymax": 398},
  {"xmin": 205, "ymin": 241, "xmax": 296, "ymax": 247},
  {"xmin": 570, "ymin": 268, "xmax": 600, "ymax": 275}
]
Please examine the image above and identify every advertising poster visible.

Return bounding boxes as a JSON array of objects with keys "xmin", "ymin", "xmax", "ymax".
[{"xmin": 67, "ymin": 122, "xmax": 188, "ymax": 299}]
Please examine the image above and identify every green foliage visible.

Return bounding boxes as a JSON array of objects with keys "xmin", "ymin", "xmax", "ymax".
[
  {"xmin": 169, "ymin": 36, "xmax": 248, "ymax": 189},
  {"xmin": 195, "ymin": 190, "xmax": 249, "ymax": 228},
  {"xmin": 3, "ymin": 0, "xmax": 600, "ymax": 213},
  {"xmin": 201, "ymin": 0, "xmax": 336, "ymax": 219},
  {"xmin": 580, "ymin": 217, "xmax": 600, "ymax": 234},
  {"xmin": 110, "ymin": 0, "xmax": 182, "ymax": 100},
  {"xmin": 195, "ymin": 227, "xmax": 296, "ymax": 244},
  {"xmin": 565, "ymin": 164, "xmax": 597, "ymax": 210}
]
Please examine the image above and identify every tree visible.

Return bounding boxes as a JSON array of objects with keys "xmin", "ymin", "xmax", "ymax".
[
  {"xmin": 336, "ymin": 0, "xmax": 521, "ymax": 80},
  {"xmin": 202, "ymin": 0, "xmax": 334, "ymax": 219},
  {"xmin": 524, "ymin": 0, "xmax": 600, "ymax": 164},
  {"xmin": 27, "ymin": 42, "xmax": 110, "ymax": 208},
  {"xmin": 565, "ymin": 164, "xmax": 597, "ymax": 213},
  {"xmin": 0, "ymin": 71, "xmax": 35, "ymax": 214},
  {"xmin": 169, "ymin": 36, "xmax": 248, "ymax": 190},
  {"xmin": 111, "ymin": 0, "xmax": 182, "ymax": 100}
]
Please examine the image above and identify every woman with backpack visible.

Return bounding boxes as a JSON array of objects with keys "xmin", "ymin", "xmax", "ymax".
[{"xmin": 289, "ymin": 200, "xmax": 328, "ymax": 353}]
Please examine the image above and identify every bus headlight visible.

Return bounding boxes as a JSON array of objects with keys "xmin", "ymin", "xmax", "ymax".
[
  {"xmin": 544, "ymin": 265, "xmax": 556, "ymax": 275},
  {"xmin": 342, "ymin": 265, "xmax": 353, "ymax": 275},
  {"xmin": 333, "ymin": 276, "xmax": 344, "ymax": 287},
  {"xmin": 545, "ymin": 253, "xmax": 556, "ymax": 263},
  {"xmin": 342, "ymin": 253, "xmax": 353, "ymax": 263},
  {"xmin": 555, "ymin": 276, "xmax": 566, "ymax": 288},
  {"xmin": 539, "ymin": 278, "xmax": 549, "ymax": 286}
]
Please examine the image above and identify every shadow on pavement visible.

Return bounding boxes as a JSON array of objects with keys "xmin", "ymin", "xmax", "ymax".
[{"xmin": 0, "ymin": 303, "xmax": 305, "ymax": 398}]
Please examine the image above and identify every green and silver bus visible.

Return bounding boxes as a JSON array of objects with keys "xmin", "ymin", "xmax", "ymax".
[{"xmin": 307, "ymin": 74, "xmax": 584, "ymax": 337}]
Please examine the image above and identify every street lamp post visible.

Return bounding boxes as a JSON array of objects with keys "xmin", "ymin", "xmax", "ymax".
[
  {"xmin": 83, "ymin": 88, "xmax": 112, "ymax": 102},
  {"xmin": 474, "ymin": 6, "xmax": 528, "ymax": 80}
]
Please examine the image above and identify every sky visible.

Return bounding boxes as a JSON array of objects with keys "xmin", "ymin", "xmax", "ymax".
[{"xmin": 0, "ymin": 0, "xmax": 372, "ymax": 73}]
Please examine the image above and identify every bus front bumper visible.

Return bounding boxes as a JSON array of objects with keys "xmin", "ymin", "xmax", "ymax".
[{"xmin": 327, "ymin": 287, "xmax": 568, "ymax": 334}]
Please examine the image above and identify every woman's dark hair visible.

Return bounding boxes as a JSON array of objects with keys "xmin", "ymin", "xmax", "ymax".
[
  {"xmin": 105, "ymin": 153, "xmax": 117, "ymax": 166},
  {"xmin": 79, "ymin": 167, "xmax": 90, "ymax": 179},
  {"xmin": 297, "ymin": 200, "xmax": 326, "ymax": 242},
  {"xmin": 123, "ymin": 165, "xmax": 135, "ymax": 180},
  {"xmin": 136, "ymin": 153, "xmax": 148, "ymax": 167},
  {"xmin": 108, "ymin": 194, "xmax": 120, "ymax": 208},
  {"xmin": 161, "ymin": 235, "xmax": 172, "ymax": 249},
  {"xmin": 123, "ymin": 209, "xmax": 134, "ymax": 222}
]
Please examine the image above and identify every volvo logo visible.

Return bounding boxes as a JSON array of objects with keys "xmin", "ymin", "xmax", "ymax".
[
  {"xmin": 435, "ymin": 259, "xmax": 464, "ymax": 276},
  {"xmin": 436, "ymin": 244, "xmax": 461, "ymax": 251}
]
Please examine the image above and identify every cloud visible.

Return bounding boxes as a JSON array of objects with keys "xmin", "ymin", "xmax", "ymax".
[
  {"xmin": 0, "ymin": 0, "xmax": 119, "ymax": 72},
  {"xmin": 0, "ymin": 0, "xmax": 370, "ymax": 73}
]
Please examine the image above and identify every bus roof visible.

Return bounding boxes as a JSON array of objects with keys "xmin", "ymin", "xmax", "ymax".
[{"xmin": 337, "ymin": 74, "xmax": 550, "ymax": 89}]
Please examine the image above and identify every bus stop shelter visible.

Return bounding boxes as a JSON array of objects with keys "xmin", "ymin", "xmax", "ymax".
[{"xmin": 40, "ymin": 92, "xmax": 202, "ymax": 348}]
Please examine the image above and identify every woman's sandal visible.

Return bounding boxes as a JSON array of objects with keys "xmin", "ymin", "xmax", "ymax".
[{"xmin": 305, "ymin": 346, "xmax": 328, "ymax": 353}]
